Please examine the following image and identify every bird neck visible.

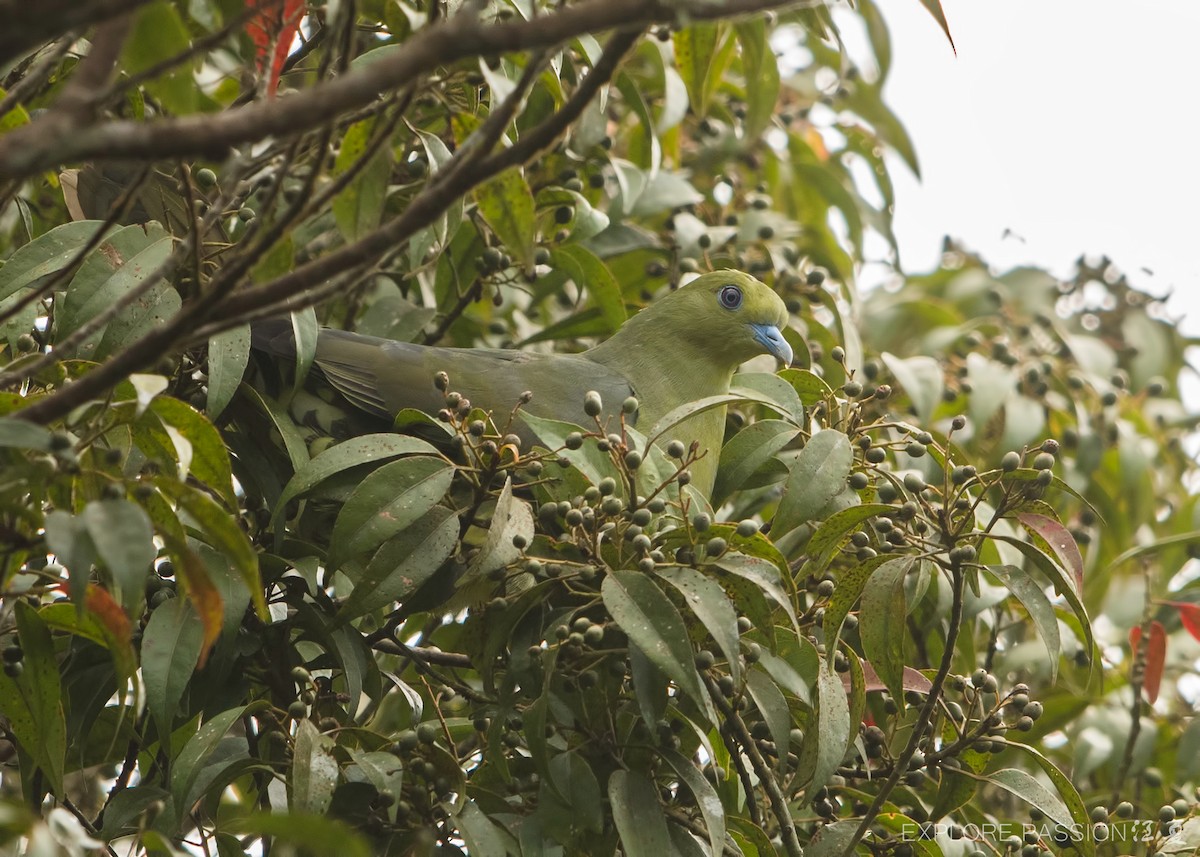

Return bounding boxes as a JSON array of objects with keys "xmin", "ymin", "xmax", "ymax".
[{"xmin": 587, "ymin": 322, "xmax": 737, "ymax": 423}]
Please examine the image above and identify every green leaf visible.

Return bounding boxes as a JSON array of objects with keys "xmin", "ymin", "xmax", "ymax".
[
  {"xmin": 712, "ymin": 420, "xmax": 799, "ymax": 506},
  {"xmin": 549, "ymin": 244, "xmax": 626, "ymax": 332},
  {"xmin": 95, "ymin": 276, "xmax": 180, "ymax": 360},
  {"xmin": 520, "ymin": 411, "xmax": 619, "ymax": 488},
  {"xmin": 250, "ymin": 233, "xmax": 294, "ymax": 283},
  {"xmin": 991, "ymin": 533, "xmax": 1092, "ymax": 655},
  {"xmin": 615, "ymin": 72, "xmax": 662, "ymax": 175},
  {"xmin": 141, "ymin": 596, "xmax": 203, "ymax": 738},
  {"xmin": 224, "ymin": 813, "xmax": 370, "ymax": 857},
  {"xmin": 806, "ymin": 503, "xmax": 894, "ymax": 574},
  {"xmin": 291, "ymin": 719, "xmax": 338, "ymax": 815},
  {"xmin": 538, "ymin": 188, "xmax": 609, "ymax": 243},
  {"xmin": 271, "ymin": 433, "xmax": 439, "ymax": 540},
  {"xmin": 1008, "ymin": 735, "xmax": 1097, "ymax": 856},
  {"xmin": 1017, "ymin": 511, "xmax": 1084, "ymax": 594},
  {"xmin": 735, "ymin": 19, "xmax": 781, "ymax": 137},
  {"xmin": 466, "ymin": 477, "xmax": 533, "ymax": 580},
  {"xmin": 657, "ymin": 566, "xmax": 741, "ymax": 686},
  {"xmin": 987, "ymin": 564, "xmax": 1061, "ymax": 683},
  {"xmin": 206, "ymin": 324, "xmax": 250, "ymax": 420},
  {"xmin": 773, "ymin": 430, "xmax": 854, "ymax": 536},
  {"xmin": 150, "ymin": 397, "xmax": 236, "ymax": 506},
  {"xmin": 807, "ymin": 663, "xmax": 849, "ymax": 792},
  {"xmin": 122, "ymin": 1, "xmax": 197, "ymax": 113},
  {"xmin": 1107, "ymin": 529, "xmax": 1200, "ymax": 572},
  {"xmin": 329, "ymin": 456, "xmax": 454, "ymax": 568},
  {"xmin": 455, "ymin": 800, "xmax": 506, "ymax": 857},
  {"xmin": 333, "ymin": 119, "xmax": 391, "ymax": 243},
  {"xmin": 0, "ymin": 602, "xmax": 66, "ymax": 795},
  {"xmin": 82, "ymin": 499, "xmax": 156, "ymax": 602},
  {"xmin": 475, "ymin": 167, "xmax": 536, "ymax": 269},
  {"xmin": 539, "ymin": 752, "xmax": 603, "ymax": 844},
  {"xmin": 0, "ymin": 417, "xmax": 51, "ymax": 451},
  {"xmin": 0, "ymin": 86, "xmax": 30, "ymax": 132},
  {"xmin": 858, "ymin": 556, "xmax": 913, "ymax": 702},
  {"xmin": 714, "ymin": 551, "xmax": 798, "ymax": 634},
  {"xmin": 239, "ymin": 383, "xmax": 309, "ymax": 473},
  {"xmin": 335, "ymin": 505, "xmax": 459, "ymax": 623},
  {"xmin": 155, "ymin": 479, "xmax": 266, "ymax": 620},
  {"xmin": 880, "ymin": 352, "xmax": 943, "ymax": 423},
  {"xmin": 982, "ymin": 768, "xmax": 1072, "ymax": 828},
  {"xmin": 609, "ymin": 770, "xmax": 669, "ymax": 857},
  {"xmin": 822, "ymin": 552, "xmax": 894, "ymax": 650},
  {"xmin": 916, "ymin": 0, "xmax": 956, "ymax": 52},
  {"xmin": 171, "ymin": 704, "xmax": 262, "ymax": 810},
  {"xmin": 0, "ymin": 220, "xmax": 109, "ymax": 302},
  {"xmin": 806, "ymin": 820, "xmax": 865, "ymax": 857},
  {"xmin": 57, "ymin": 223, "xmax": 175, "ymax": 359},
  {"xmin": 779, "ymin": 367, "xmax": 832, "ymax": 407},
  {"xmin": 673, "ymin": 23, "xmax": 724, "ymax": 116},
  {"xmin": 662, "ymin": 749, "xmax": 725, "ymax": 857},
  {"xmin": 645, "ymin": 392, "xmax": 785, "ymax": 450},
  {"xmin": 289, "ymin": 306, "xmax": 318, "ymax": 396},
  {"xmin": 745, "ymin": 667, "xmax": 791, "ymax": 756},
  {"xmin": 602, "ymin": 569, "xmax": 712, "ymax": 722},
  {"xmin": 43, "ymin": 510, "xmax": 97, "ymax": 606}
]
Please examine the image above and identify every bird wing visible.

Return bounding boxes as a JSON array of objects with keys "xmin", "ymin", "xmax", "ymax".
[{"xmin": 256, "ymin": 323, "xmax": 638, "ymax": 441}]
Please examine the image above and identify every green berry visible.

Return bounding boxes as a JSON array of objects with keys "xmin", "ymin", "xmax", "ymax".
[
  {"xmin": 584, "ymin": 391, "xmax": 603, "ymax": 417},
  {"xmin": 1001, "ymin": 451, "xmax": 1021, "ymax": 471}
]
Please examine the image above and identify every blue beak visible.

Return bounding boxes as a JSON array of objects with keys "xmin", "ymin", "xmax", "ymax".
[{"xmin": 750, "ymin": 323, "xmax": 793, "ymax": 367}]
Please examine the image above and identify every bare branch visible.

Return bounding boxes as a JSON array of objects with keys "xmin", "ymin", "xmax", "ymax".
[
  {"xmin": 213, "ymin": 28, "xmax": 638, "ymax": 324},
  {"xmin": 0, "ymin": 0, "xmax": 155, "ymax": 67},
  {"xmin": 0, "ymin": 0, "xmax": 805, "ymax": 180}
]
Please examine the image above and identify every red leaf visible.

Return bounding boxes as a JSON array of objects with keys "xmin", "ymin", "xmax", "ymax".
[
  {"xmin": 846, "ymin": 661, "xmax": 933, "ymax": 696},
  {"xmin": 1165, "ymin": 601, "xmax": 1200, "ymax": 643},
  {"xmin": 85, "ymin": 584, "xmax": 131, "ymax": 648},
  {"xmin": 1130, "ymin": 621, "xmax": 1168, "ymax": 704},
  {"xmin": 1017, "ymin": 512, "xmax": 1084, "ymax": 594},
  {"xmin": 175, "ymin": 549, "xmax": 224, "ymax": 668},
  {"xmin": 246, "ymin": 0, "xmax": 306, "ymax": 96}
]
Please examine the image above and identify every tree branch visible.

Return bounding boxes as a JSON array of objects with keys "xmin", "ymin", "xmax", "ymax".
[
  {"xmin": 0, "ymin": 0, "xmax": 154, "ymax": 67},
  {"xmin": 0, "ymin": 0, "xmax": 805, "ymax": 180},
  {"xmin": 211, "ymin": 28, "xmax": 638, "ymax": 325}
]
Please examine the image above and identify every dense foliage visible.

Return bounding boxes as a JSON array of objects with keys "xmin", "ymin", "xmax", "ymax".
[{"xmin": 1, "ymin": 1, "xmax": 1198, "ymax": 856}]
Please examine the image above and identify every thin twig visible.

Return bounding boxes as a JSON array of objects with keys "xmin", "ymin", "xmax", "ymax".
[
  {"xmin": 705, "ymin": 674, "xmax": 802, "ymax": 857},
  {"xmin": 0, "ymin": 35, "xmax": 78, "ymax": 118},
  {"xmin": 843, "ymin": 564, "xmax": 967, "ymax": 855}
]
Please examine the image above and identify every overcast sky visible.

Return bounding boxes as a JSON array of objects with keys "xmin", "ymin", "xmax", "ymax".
[{"xmin": 865, "ymin": 1, "xmax": 1200, "ymax": 339}]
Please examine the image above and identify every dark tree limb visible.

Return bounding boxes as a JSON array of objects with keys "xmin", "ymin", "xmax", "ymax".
[
  {"xmin": 0, "ymin": 0, "xmax": 154, "ymax": 67},
  {"xmin": 0, "ymin": 0, "xmax": 803, "ymax": 180}
]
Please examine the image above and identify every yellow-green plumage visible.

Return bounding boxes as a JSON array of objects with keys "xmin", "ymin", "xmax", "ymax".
[{"xmin": 253, "ymin": 270, "xmax": 791, "ymax": 497}]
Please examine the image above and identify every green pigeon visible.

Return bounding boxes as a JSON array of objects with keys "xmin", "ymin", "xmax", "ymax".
[{"xmin": 252, "ymin": 270, "xmax": 792, "ymax": 497}]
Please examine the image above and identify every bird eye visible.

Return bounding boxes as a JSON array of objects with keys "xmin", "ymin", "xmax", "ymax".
[{"xmin": 718, "ymin": 285, "xmax": 742, "ymax": 309}]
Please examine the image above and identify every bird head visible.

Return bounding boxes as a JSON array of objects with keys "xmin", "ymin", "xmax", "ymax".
[{"xmin": 664, "ymin": 270, "xmax": 793, "ymax": 368}]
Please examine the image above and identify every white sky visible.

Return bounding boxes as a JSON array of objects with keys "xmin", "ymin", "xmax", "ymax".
[{"xmin": 868, "ymin": 0, "xmax": 1200, "ymax": 337}]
